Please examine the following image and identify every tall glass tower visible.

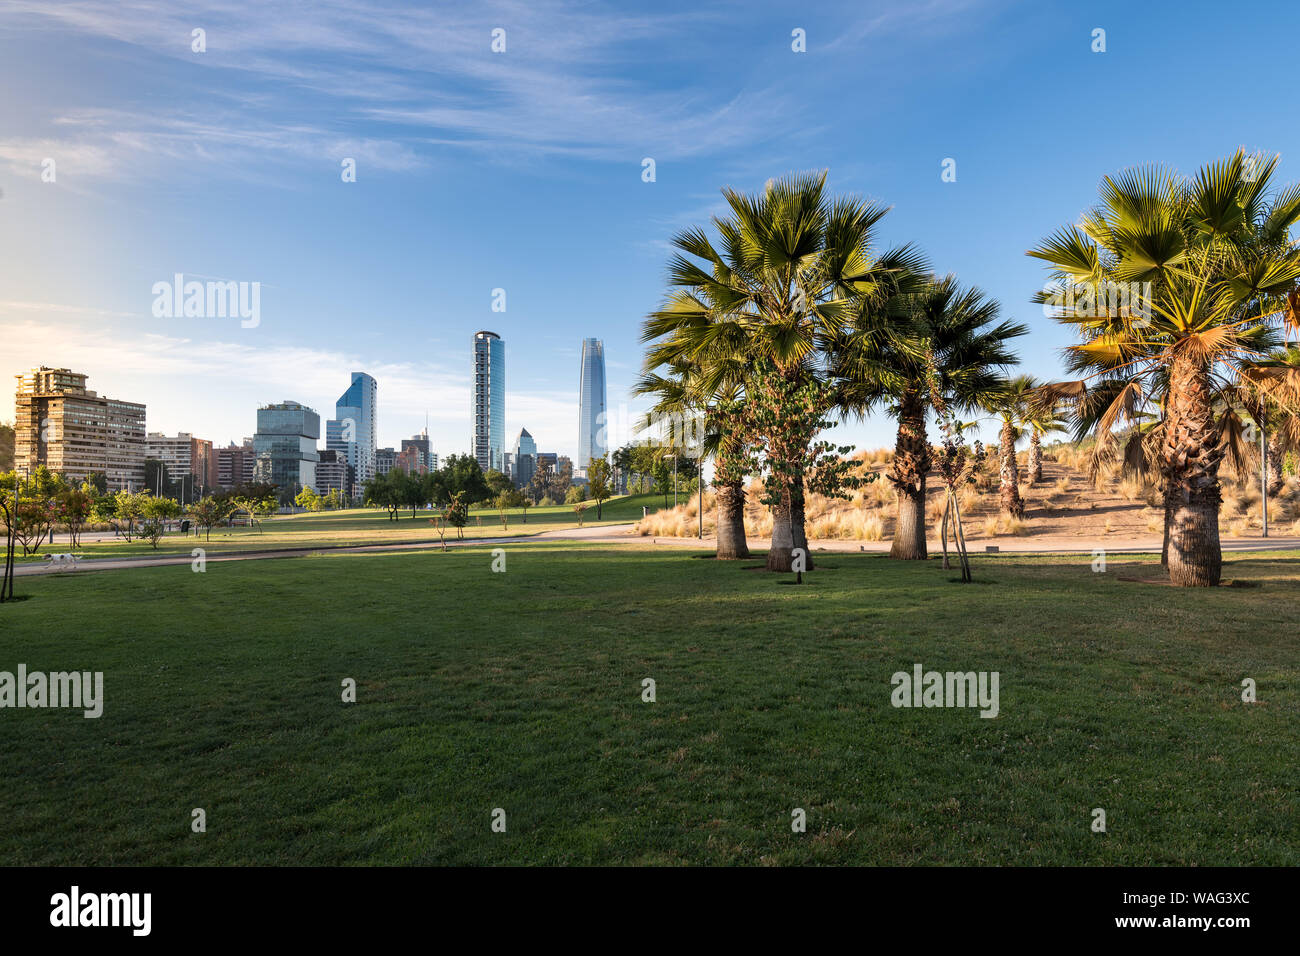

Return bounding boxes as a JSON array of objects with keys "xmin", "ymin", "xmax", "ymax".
[
  {"xmin": 577, "ymin": 337, "xmax": 606, "ymax": 475},
  {"xmin": 473, "ymin": 331, "xmax": 505, "ymax": 474},
  {"xmin": 326, "ymin": 372, "xmax": 377, "ymax": 494}
]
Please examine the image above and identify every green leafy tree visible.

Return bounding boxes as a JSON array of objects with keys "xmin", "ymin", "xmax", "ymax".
[
  {"xmin": 294, "ymin": 486, "xmax": 322, "ymax": 511},
  {"xmin": 57, "ymin": 485, "xmax": 95, "ymax": 548},
  {"xmin": 586, "ymin": 456, "xmax": 612, "ymax": 520},
  {"xmin": 137, "ymin": 495, "xmax": 182, "ymax": 549},
  {"xmin": 188, "ymin": 495, "xmax": 232, "ymax": 542}
]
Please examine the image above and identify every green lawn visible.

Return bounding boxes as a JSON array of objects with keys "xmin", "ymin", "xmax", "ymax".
[
  {"xmin": 19, "ymin": 493, "xmax": 661, "ymax": 562},
  {"xmin": 1, "ymin": 544, "xmax": 1295, "ymax": 865}
]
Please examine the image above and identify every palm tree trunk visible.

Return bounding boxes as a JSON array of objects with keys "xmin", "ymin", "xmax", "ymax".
[
  {"xmin": 1161, "ymin": 353, "xmax": 1223, "ymax": 587},
  {"xmin": 889, "ymin": 392, "xmax": 928, "ymax": 559},
  {"xmin": 1266, "ymin": 435, "xmax": 1284, "ymax": 497},
  {"xmin": 715, "ymin": 480, "xmax": 750, "ymax": 559},
  {"xmin": 999, "ymin": 420, "xmax": 1024, "ymax": 518},
  {"xmin": 1029, "ymin": 430, "xmax": 1043, "ymax": 484},
  {"xmin": 766, "ymin": 488, "xmax": 796, "ymax": 572}
]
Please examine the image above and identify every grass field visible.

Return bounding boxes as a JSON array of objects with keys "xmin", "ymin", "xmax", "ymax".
[
  {"xmin": 1, "ymin": 543, "xmax": 1296, "ymax": 865},
  {"xmin": 16, "ymin": 493, "xmax": 662, "ymax": 562}
]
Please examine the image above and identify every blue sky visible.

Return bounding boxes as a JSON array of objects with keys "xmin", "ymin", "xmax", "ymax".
[{"xmin": 2, "ymin": 0, "xmax": 1297, "ymax": 461}]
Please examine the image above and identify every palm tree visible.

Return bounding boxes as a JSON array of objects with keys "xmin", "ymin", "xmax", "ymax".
[
  {"xmin": 1241, "ymin": 345, "xmax": 1300, "ymax": 496},
  {"xmin": 1023, "ymin": 398, "xmax": 1068, "ymax": 484},
  {"xmin": 984, "ymin": 375, "xmax": 1040, "ymax": 519},
  {"xmin": 837, "ymin": 276, "xmax": 1024, "ymax": 558},
  {"xmin": 636, "ymin": 360, "xmax": 752, "ymax": 559},
  {"xmin": 641, "ymin": 171, "xmax": 921, "ymax": 571},
  {"xmin": 1029, "ymin": 151, "xmax": 1300, "ymax": 586}
]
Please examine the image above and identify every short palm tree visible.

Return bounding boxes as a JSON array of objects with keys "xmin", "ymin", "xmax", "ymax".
[
  {"xmin": 1240, "ymin": 345, "xmax": 1300, "ymax": 495},
  {"xmin": 837, "ymin": 276, "xmax": 1024, "ymax": 558},
  {"xmin": 984, "ymin": 375, "xmax": 1040, "ymax": 518},
  {"xmin": 1029, "ymin": 151, "xmax": 1300, "ymax": 586}
]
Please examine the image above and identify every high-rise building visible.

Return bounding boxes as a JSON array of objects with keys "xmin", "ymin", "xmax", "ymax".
[
  {"xmin": 374, "ymin": 447, "xmax": 397, "ymax": 476},
  {"xmin": 577, "ymin": 337, "xmax": 607, "ymax": 476},
  {"xmin": 400, "ymin": 429, "xmax": 436, "ymax": 474},
  {"xmin": 252, "ymin": 401, "xmax": 320, "ymax": 503},
  {"xmin": 315, "ymin": 449, "xmax": 350, "ymax": 497},
  {"xmin": 13, "ymin": 367, "xmax": 145, "ymax": 491},
  {"xmin": 512, "ymin": 427, "xmax": 537, "ymax": 490},
  {"xmin": 473, "ymin": 331, "xmax": 505, "ymax": 474},
  {"xmin": 216, "ymin": 441, "xmax": 256, "ymax": 489},
  {"xmin": 145, "ymin": 432, "xmax": 217, "ymax": 500},
  {"xmin": 326, "ymin": 372, "xmax": 377, "ymax": 493}
]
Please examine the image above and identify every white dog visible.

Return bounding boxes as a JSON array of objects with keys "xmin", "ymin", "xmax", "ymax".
[{"xmin": 43, "ymin": 553, "xmax": 80, "ymax": 570}]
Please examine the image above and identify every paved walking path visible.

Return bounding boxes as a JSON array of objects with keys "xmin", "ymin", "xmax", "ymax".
[{"xmin": 15, "ymin": 523, "xmax": 1300, "ymax": 576}]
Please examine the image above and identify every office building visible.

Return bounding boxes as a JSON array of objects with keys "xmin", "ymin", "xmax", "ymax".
[
  {"xmin": 216, "ymin": 441, "xmax": 257, "ymax": 489},
  {"xmin": 252, "ymin": 401, "xmax": 320, "ymax": 503},
  {"xmin": 325, "ymin": 372, "xmax": 377, "ymax": 493},
  {"xmin": 577, "ymin": 337, "xmax": 606, "ymax": 475},
  {"xmin": 13, "ymin": 367, "xmax": 145, "ymax": 491},
  {"xmin": 400, "ymin": 429, "xmax": 437, "ymax": 474},
  {"xmin": 473, "ymin": 331, "xmax": 505, "ymax": 474},
  {"xmin": 374, "ymin": 447, "xmax": 397, "ymax": 476},
  {"xmin": 145, "ymin": 432, "xmax": 217, "ymax": 499},
  {"xmin": 315, "ymin": 449, "xmax": 350, "ymax": 497},
  {"xmin": 512, "ymin": 427, "xmax": 537, "ymax": 490}
]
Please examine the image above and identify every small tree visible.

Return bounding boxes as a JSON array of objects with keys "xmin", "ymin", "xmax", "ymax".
[
  {"xmin": 58, "ymin": 485, "xmax": 95, "ymax": 548},
  {"xmin": 138, "ymin": 496, "xmax": 182, "ymax": 549},
  {"xmin": 443, "ymin": 491, "xmax": 469, "ymax": 541},
  {"xmin": 294, "ymin": 486, "xmax": 321, "ymax": 512},
  {"xmin": 189, "ymin": 495, "xmax": 231, "ymax": 542},
  {"xmin": 573, "ymin": 501, "xmax": 589, "ymax": 527},
  {"xmin": 587, "ymin": 457, "xmax": 612, "ymax": 520},
  {"xmin": 114, "ymin": 489, "xmax": 144, "ymax": 541}
]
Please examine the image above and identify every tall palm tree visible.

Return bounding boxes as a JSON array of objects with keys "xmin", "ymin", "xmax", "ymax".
[
  {"xmin": 837, "ymin": 276, "xmax": 1024, "ymax": 558},
  {"xmin": 642, "ymin": 171, "xmax": 921, "ymax": 571},
  {"xmin": 1029, "ymin": 151, "xmax": 1300, "ymax": 586}
]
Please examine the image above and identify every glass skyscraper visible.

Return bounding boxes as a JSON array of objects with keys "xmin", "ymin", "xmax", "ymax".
[
  {"xmin": 253, "ymin": 401, "xmax": 320, "ymax": 503},
  {"xmin": 326, "ymin": 371, "xmax": 377, "ymax": 494},
  {"xmin": 473, "ymin": 331, "xmax": 505, "ymax": 474},
  {"xmin": 512, "ymin": 427, "xmax": 537, "ymax": 490},
  {"xmin": 577, "ymin": 337, "xmax": 606, "ymax": 475}
]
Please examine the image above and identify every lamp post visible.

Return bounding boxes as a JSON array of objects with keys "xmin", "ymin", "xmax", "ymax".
[{"xmin": 1261, "ymin": 423, "xmax": 1269, "ymax": 538}]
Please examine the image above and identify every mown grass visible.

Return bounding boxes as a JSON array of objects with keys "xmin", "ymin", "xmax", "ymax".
[
  {"xmin": 0, "ymin": 545, "xmax": 1296, "ymax": 865},
  {"xmin": 18, "ymin": 493, "xmax": 659, "ymax": 562}
]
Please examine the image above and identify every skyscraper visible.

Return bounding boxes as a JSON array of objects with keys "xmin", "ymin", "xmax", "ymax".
[
  {"xmin": 473, "ymin": 331, "xmax": 505, "ymax": 474},
  {"xmin": 253, "ymin": 401, "xmax": 320, "ymax": 503},
  {"xmin": 512, "ymin": 427, "xmax": 537, "ymax": 490},
  {"xmin": 326, "ymin": 372, "xmax": 377, "ymax": 495},
  {"xmin": 577, "ymin": 337, "xmax": 606, "ymax": 476}
]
